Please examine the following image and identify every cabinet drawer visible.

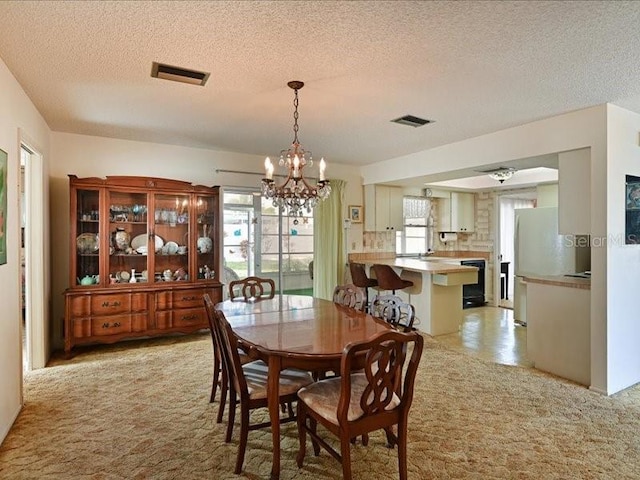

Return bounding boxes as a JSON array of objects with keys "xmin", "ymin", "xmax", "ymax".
[
  {"xmin": 91, "ymin": 314, "xmax": 147, "ymax": 337},
  {"xmin": 173, "ymin": 308, "xmax": 207, "ymax": 328},
  {"xmin": 156, "ymin": 289, "xmax": 208, "ymax": 310},
  {"xmin": 91, "ymin": 293, "xmax": 147, "ymax": 315}
]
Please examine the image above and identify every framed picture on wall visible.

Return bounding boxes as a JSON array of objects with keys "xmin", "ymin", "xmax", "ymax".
[
  {"xmin": 348, "ymin": 205, "xmax": 362, "ymax": 223},
  {"xmin": 0, "ymin": 148, "xmax": 6, "ymax": 265},
  {"xmin": 625, "ymin": 175, "xmax": 640, "ymax": 244}
]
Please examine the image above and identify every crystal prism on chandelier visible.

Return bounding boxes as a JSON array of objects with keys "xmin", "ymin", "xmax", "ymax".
[{"xmin": 262, "ymin": 80, "xmax": 331, "ymax": 217}]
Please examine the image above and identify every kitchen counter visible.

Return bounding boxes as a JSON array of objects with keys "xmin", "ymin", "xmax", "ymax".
[
  {"xmin": 360, "ymin": 258, "xmax": 478, "ymax": 336},
  {"xmin": 522, "ymin": 273, "xmax": 591, "ymax": 290},
  {"xmin": 420, "ymin": 256, "xmax": 486, "ymax": 263},
  {"xmin": 370, "ymin": 257, "xmax": 479, "ymax": 274},
  {"xmin": 525, "ymin": 274, "xmax": 591, "ymax": 386}
]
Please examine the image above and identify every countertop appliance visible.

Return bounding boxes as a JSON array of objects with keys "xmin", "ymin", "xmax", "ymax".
[{"xmin": 513, "ymin": 206, "xmax": 590, "ymax": 325}]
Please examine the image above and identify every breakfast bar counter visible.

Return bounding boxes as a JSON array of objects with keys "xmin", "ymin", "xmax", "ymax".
[{"xmin": 360, "ymin": 258, "xmax": 478, "ymax": 335}]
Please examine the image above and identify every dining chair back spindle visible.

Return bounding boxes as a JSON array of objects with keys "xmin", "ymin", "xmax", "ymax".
[
  {"xmin": 332, "ymin": 284, "xmax": 366, "ymax": 311},
  {"xmin": 204, "ymin": 294, "xmax": 232, "ymax": 421},
  {"xmin": 229, "ymin": 276, "xmax": 276, "ymax": 301},
  {"xmin": 370, "ymin": 294, "xmax": 416, "ymax": 332},
  {"xmin": 296, "ymin": 329, "xmax": 424, "ymax": 480}
]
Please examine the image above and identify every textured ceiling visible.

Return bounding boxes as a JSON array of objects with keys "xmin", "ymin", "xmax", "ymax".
[{"xmin": 1, "ymin": 0, "xmax": 640, "ymax": 168}]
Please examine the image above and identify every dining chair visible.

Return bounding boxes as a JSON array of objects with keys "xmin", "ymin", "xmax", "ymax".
[
  {"xmin": 372, "ymin": 264, "xmax": 414, "ymax": 295},
  {"xmin": 203, "ymin": 295, "xmax": 251, "ymax": 417},
  {"xmin": 213, "ymin": 306, "xmax": 314, "ymax": 475},
  {"xmin": 332, "ymin": 283, "xmax": 366, "ymax": 311},
  {"xmin": 370, "ymin": 294, "xmax": 416, "ymax": 332},
  {"xmin": 296, "ymin": 329, "xmax": 424, "ymax": 480},
  {"xmin": 349, "ymin": 262, "xmax": 378, "ymax": 312},
  {"xmin": 229, "ymin": 276, "xmax": 276, "ymax": 301}
]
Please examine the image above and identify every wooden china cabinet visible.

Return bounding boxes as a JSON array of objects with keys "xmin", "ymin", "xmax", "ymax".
[{"xmin": 63, "ymin": 175, "xmax": 222, "ymax": 354}]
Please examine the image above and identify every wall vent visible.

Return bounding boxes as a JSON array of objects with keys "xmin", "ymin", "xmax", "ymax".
[
  {"xmin": 151, "ymin": 62, "xmax": 210, "ymax": 86},
  {"xmin": 391, "ymin": 115, "xmax": 434, "ymax": 127}
]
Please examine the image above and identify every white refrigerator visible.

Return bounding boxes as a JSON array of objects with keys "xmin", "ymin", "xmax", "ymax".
[{"xmin": 513, "ymin": 206, "xmax": 590, "ymax": 325}]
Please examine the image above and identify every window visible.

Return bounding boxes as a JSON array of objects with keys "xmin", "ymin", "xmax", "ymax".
[
  {"xmin": 261, "ymin": 198, "xmax": 314, "ymax": 274},
  {"xmin": 396, "ymin": 197, "xmax": 433, "ymax": 255},
  {"xmin": 223, "ymin": 191, "xmax": 315, "ymax": 296},
  {"xmin": 223, "ymin": 192, "xmax": 258, "ymax": 279}
]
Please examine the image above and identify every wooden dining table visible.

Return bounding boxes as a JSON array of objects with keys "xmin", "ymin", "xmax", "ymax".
[{"xmin": 215, "ymin": 294, "xmax": 391, "ymax": 480}]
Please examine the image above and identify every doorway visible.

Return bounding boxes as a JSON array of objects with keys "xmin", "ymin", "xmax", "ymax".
[
  {"xmin": 222, "ymin": 189, "xmax": 314, "ymax": 297},
  {"xmin": 496, "ymin": 191, "xmax": 536, "ymax": 309},
  {"xmin": 19, "ymin": 140, "xmax": 47, "ymax": 372}
]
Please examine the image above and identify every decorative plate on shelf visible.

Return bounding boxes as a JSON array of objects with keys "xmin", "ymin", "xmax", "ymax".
[
  {"xmin": 76, "ymin": 233, "xmax": 99, "ymax": 254},
  {"xmin": 131, "ymin": 233, "xmax": 164, "ymax": 252},
  {"xmin": 164, "ymin": 241, "xmax": 179, "ymax": 255},
  {"xmin": 197, "ymin": 236, "xmax": 213, "ymax": 253}
]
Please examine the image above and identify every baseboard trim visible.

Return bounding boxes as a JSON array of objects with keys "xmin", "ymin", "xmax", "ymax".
[{"xmin": 588, "ymin": 385, "xmax": 608, "ymax": 396}]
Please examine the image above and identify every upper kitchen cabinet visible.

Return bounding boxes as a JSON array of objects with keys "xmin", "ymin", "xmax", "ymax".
[
  {"xmin": 438, "ymin": 192, "xmax": 475, "ymax": 233},
  {"xmin": 558, "ymin": 148, "xmax": 591, "ymax": 235},
  {"xmin": 364, "ymin": 184, "xmax": 403, "ymax": 231}
]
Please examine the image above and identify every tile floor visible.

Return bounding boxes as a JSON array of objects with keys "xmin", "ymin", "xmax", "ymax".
[{"xmin": 436, "ymin": 306, "xmax": 532, "ymax": 368}]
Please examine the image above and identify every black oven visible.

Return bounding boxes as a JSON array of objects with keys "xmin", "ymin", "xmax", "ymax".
[{"xmin": 461, "ymin": 259, "xmax": 486, "ymax": 308}]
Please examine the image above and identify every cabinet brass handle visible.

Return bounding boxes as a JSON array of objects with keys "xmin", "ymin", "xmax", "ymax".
[
  {"xmin": 181, "ymin": 296, "xmax": 197, "ymax": 301},
  {"xmin": 181, "ymin": 314, "xmax": 198, "ymax": 322},
  {"xmin": 102, "ymin": 301, "xmax": 122, "ymax": 308},
  {"xmin": 102, "ymin": 322, "xmax": 122, "ymax": 329}
]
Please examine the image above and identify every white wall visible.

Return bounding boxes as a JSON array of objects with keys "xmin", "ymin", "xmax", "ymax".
[
  {"xmin": 49, "ymin": 132, "xmax": 363, "ymax": 348},
  {"xmin": 536, "ymin": 184, "xmax": 558, "ymax": 207},
  {"xmin": 605, "ymin": 105, "xmax": 640, "ymax": 393},
  {"xmin": 0, "ymin": 58, "xmax": 51, "ymax": 444},
  {"xmin": 364, "ymin": 105, "xmax": 620, "ymax": 394}
]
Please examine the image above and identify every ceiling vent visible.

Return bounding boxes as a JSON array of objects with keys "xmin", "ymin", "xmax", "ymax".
[
  {"xmin": 151, "ymin": 62, "xmax": 210, "ymax": 86},
  {"xmin": 391, "ymin": 115, "xmax": 434, "ymax": 127}
]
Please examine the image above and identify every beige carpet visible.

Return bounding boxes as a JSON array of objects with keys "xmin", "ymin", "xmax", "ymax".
[{"xmin": 1, "ymin": 333, "xmax": 639, "ymax": 479}]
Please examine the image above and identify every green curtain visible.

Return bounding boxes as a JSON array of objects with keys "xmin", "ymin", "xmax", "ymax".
[{"xmin": 313, "ymin": 179, "xmax": 345, "ymax": 300}]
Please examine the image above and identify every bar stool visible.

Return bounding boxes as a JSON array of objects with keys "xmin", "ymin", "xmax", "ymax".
[
  {"xmin": 372, "ymin": 264, "xmax": 414, "ymax": 295},
  {"xmin": 349, "ymin": 262, "xmax": 378, "ymax": 311}
]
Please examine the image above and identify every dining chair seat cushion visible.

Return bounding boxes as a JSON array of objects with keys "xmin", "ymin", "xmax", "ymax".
[
  {"xmin": 297, "ymin": 372, "xmax": 400, "ymax": 424},
  {"xmin": 243, "ymin": 361, "xmax": 314, "ymax": 399}
]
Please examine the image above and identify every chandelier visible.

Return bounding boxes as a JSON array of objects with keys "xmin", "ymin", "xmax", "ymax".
[
  {"xmin": 262, "ymin": 80, "xmax": 331, "ymax": 217},
  {"xmin": 488, "ymin": 168, "xmax": 516, "ymax": 184}
]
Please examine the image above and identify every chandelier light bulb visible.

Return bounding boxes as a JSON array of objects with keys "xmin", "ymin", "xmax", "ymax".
[{"xmin": 264, "ymin": 157, "xmax": 274, "ymax": 180}]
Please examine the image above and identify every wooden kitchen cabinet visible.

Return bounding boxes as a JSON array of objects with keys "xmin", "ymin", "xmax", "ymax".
[
  {"xmin": 438, "ymin": 192, "xmax": 475, "ymax": 233},
  {"xmin": 364, "ymin": 184, "xmax": 403, "ymax": 231},
  {"xmin": 64, "ymin": 175, "xmax": 222, "ymax": 354}
]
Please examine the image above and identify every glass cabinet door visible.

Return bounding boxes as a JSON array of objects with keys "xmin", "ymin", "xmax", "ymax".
[
  {"xmin": 75, "ymin": 188, "xmax": 100, "ymax": 286},
  {"xmin": 195, "ymin": 195, "xmax": 217, "ymax": 281},
  {"xmin": 153, "ymin": 193, "xmax": 190, "ymax": 283},
  {"xmin": 108, "ymin": 191, "xmax": 149, "ymax": 285}
]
